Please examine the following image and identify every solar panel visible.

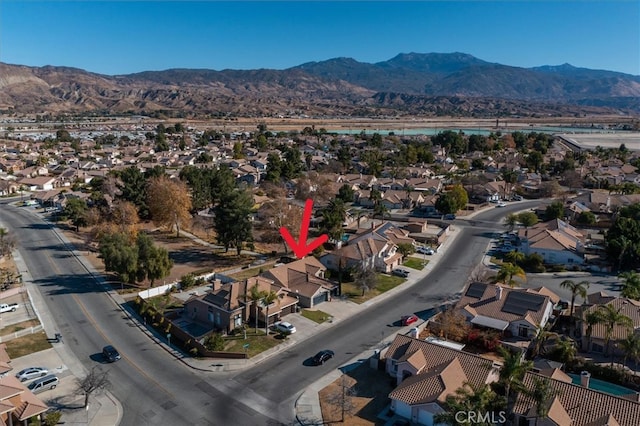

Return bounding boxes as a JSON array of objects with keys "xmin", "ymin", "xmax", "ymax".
[
  {"xmin": 466, "ymin": 282, "xmax": 486, "ymax": 299},
  {"xmin": 502, "ymin": 291, "xmax": 545, "ymax": 316}
]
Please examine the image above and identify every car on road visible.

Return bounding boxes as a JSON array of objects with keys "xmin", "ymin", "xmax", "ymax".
[
  {"xmin": 392, "ymin": 269, "xmax": 410, "ymax": 278},
  {"xmin": 443, "ymin": 214, "xmax": 456, "ymax": 220},
  {"xmin": 16, "ymin": 367, "xmax": 48, "ymax": 382},
  {"xmin": 102, "ymin": 345, "xmax": 121, "ymax": 362},
  {"xmin": 401, "ymin": 314, "xmax": 419, "ymax": 326},
  {"xmin": 312, "ymin": 350, "xmax": 335, "ymax": 365},
  {"xmin": 496, "ymin": 202, "xmax": 507, "ymax": 208},
  {"xmin": 273, "ymin": 321, "xmax": 296, "ymax": 334},
  {"xmin": 416, "ymin": 246, "xmax": 435, "ymax": 255}
]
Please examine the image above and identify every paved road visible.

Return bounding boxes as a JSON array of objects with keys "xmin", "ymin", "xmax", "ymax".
[{"xmin": 1, "ymin": 198, "xmax": 577, "ymax": 425}]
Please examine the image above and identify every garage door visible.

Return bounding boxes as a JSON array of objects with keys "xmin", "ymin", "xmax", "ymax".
[{"xmin": 312, "ymin": 292, "xmax": 328, "ymax": 306}]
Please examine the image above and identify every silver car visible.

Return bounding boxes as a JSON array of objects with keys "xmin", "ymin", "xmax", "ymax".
[{"xmin": 16, "ymin": 367, "xmax": 48, "ymax": 382}]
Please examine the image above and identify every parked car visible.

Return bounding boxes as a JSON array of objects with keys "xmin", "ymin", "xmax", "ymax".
[
  {"xmin": 16, "ymin": 367, "xmax": 48, "ymax": 382},
  {"xmin": 102, "ymin": 345, "xmax": 121, "ymax": 362},
  {"xmin": 417, "ymin": 246, "xmax": 435, "ymax": 255},
  {"xmin": 512, "ymin": 195, "xmax": 523, "ymax": 201},
  {"xmin": 401, "ymin": 314, "xmax": 419, "ymax": 326},
  {"xmin": 312, "ymin": 350, "xmax": 335, "ymax": 365},
  {"xmin": 273, "ymin": 321, "xmax": 296, "ymax": 334},
  {"xmin": 443, "ymin": 214, "xmax": 456, "ymax": 220},
  {"xmin": 392, "ymin": 269, "xmax": 410, "ymax": 278},
  {"xmin": 27, "ymin": 374, "xmax": 58, "ymax": 394}
]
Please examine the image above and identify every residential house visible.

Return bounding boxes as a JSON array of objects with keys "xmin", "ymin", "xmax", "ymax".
[
  {"xmin": 512, "ymin": 371, "xmax": 640, "ymax": 426},
  {"xmin": 321, "ymin": 224, "xmax": 404, "ymax": 273},
  {"xmin": 261, "ymin": 257, "xmax": 335, "ymax": 308},
  {"xmin": 17, "ymin": 176, "xmax": 57, "ymax": 191},
  {"xmin": 381, "ymin": 334, "xmax": 500, "ymax": 426},
  {"xmin": 578, "ymin": 294, "xmax": 640, "ymax": 355},
  {"xmin": 454, "ymin": 282, "xmax": 559, "ymax": 340},
  {"xmin": 182, "ymin": 279, "xmax": 245, "ymax": 335},
  {"xmin": 518, "ymin": 219, "xmax": 586, "ymax": 266}
]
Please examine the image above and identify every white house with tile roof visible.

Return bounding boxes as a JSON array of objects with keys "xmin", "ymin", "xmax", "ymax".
[{"xmin": 518, "ymin": 218, "xmax": 586, "ymax": 266}]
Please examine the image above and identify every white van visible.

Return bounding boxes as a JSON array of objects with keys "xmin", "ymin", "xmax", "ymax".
[{"xmin": 27, "ymin": 374, "xmax": 58, "ymax": 394}]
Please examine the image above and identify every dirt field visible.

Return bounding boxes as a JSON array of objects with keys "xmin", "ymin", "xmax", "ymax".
[{"xmin": 319, "ymin": 363, "xmax": 394, "ymax": 425}]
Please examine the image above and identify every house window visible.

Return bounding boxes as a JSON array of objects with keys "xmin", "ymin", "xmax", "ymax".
[
  {"xmin": 215, "ymin": 312, "xmax": 221, "ymax": 326},
  {"xmin": 518, "ymin": 326, "xmax": 529, "ymax": 338},
  {"xmin": 234, "ymin": 314, "xmax": 242, "ymax": 327},
  {"xmin": 208, "ymin": 312, "xmax": 214, "ymax": 323}
]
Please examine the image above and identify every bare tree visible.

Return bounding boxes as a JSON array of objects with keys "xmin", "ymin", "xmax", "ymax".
[
  {"xmin": 325, "ymin": 375, "xmax": 357, "ymax": 423},
  {"xmin": 75, "ymin": 366, "xmax": 110, "ymax": 408},
  {"xmin": 354, "ymin": 263, "xmax": 377, "ymax": 296}
]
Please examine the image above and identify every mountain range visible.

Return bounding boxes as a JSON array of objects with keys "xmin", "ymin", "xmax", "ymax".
[{"xmin": 1, "ymin": 52, "xmax": 639, "ymax": 117}]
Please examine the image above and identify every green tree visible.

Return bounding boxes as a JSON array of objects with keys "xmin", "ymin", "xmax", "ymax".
[
  {"xmin": 435, "ymin": 192, "xmax": 457, "ymax": 215},
  {"xmin": 597, "ymin": 304, "xmax": 633, "ymax": 357},
  {"xmin": 396, "ymin": 243, "xmax": 415, "ymax": 257},
  {"xmin": 99, "ymin": 233, "xmax": 138, "ymax": 284},
  {"xmin": 242, "ymin": 283, "xmax": 266, "ymax": 330},
  {"xmin": 576, "ymin": 211, "xmax": 596, "ymax": 225},
  {"xmin": 322, "ymin": 199, "xmax": 347, "ymax": 241},
  {"xmin": 620, "ymin": 271, "xmax": 640, "ymax": 300},
  {"xmin": 434, "ymin": 382, "xmax": 506, "ymax": 426},
  {"xmin": 336, "ymin": 184, "xmax": 355, "ymax": 203},
  {"xmin": 584, "ymin": 310, "xmax": 603, "ymax": 352},
  {"xmin": 504, "ymin": 213, "xmax": 518, "ymax": 232},
  {"xmin": 498, "ymin": 346, "xmax": 533, "ymax": 404},
  {"xmin": 526, "ymin": 150, "xmax": 544, "ymax": 173},
  {"xmin": 495, "ymin": 263, "xmax": 526, "ymax": 287},
  {"xmin": 449, "ymin": 184, "xmax": 469, "ymax": 210},
  {"xmin": 544, "ymin": 201, "xmax": 565, "ymax": 221},
  {"xmin": 213, "ymin": 188, "xmax": 254, "ymax": 254},
  {"xmin": 559, "ymin": 279, "xmax": 590, "ymax": 328},
  {"xmin": 261, "ymin": 290, "xmax": 279, "ymax": 336},
  {"xmin": 265, "ymin": 152, "xmax": 283, "ymax": 182},
  {"xmin": 115, "ymin": 167, "xmax": 149, "ymax": 217},
  {"xmin": 135, "ymin": 233, "xmax": 173, "ymax": 286},
  {"xmin": 606, "ymin": 213, "xmax": 640, "ymax": 271},
  {"xmin": 63, "ymin": 198, "xmax": 88, "ymax": 231},
  {"xmin": 517, "ymin": 211, "xmax": 539, "ymax": 228},
  {"xmin": 549, "ymin": 337, "xmax": 577, "ymax": 364},
  {"xmin": 619, "ymin": 333, "xmax": 640, "ymax": 368}
]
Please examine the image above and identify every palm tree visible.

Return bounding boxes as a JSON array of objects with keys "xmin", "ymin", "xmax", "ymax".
[
  {"xmin": 597, "ymin": 304, "xmax": 633, "ymax": 357},
  {"xmin": 498, "ymin": 347, "xmax": 533, "ymax": 405},
  {"xmin": 504, "ymin": 213, "xmax": 518, "ymax": 232},
  {"xmin": 261, "ymin": 290, "xmax": 280, "ymax": 336},
  {"xmin": 373, "ymin": 203, "xmax": 390, "ymax": 224},
  {"xmin": 618, "ymin": 333, "xmax": 640, "ymax": 369},
  {"xmin": 242, "ymin": 282, "xmax": 266, "ymax": 331},
  {"xmin": 402, "ymin": 184, "xmax": 414, "ymax": 210},
  {"xmin": 495, "ymin": 262, "xmax": 526, "ymax": 287},
  {"xmin": 559, "ymin": 280, "xmax": 590, "ymax": 334},
  {"xmin": 550, "ymin": 337, "xmax": 577, "ymax": 364},
  {"xmin": 527, "ymin": 377, "xmax": 560, "ymax": 426},
  {"xmin": 504, "ymin": 250, "xmax": 525, "ymax": 266},
  {"xmin": 531, "ymin": 324, "xmax": 559, "ymax": 359},
  {"xmin": 619, "ymin": 271, "xmax": 640, "ymax": 300},
  {"xmin": 434, "ymin": 382, "xmax": 506, "ymax": 426},
  {"xmin": 584, "ymin": 310, "xmax": 603, "ymax": 352}
]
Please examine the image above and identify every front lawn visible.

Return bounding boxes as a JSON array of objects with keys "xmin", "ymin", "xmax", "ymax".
[
  {"xmin": 5, "ymin": 332, "xmax": 52, "ymax": 359},
  {"xmin": 223, "ymin": 328, "xmax": 281, "ymax": 357},
  {"xmin": 404, "ymin": 257, "xmax": 428, "ymax": 270},
  {"xmin": 301, "ymin": 309, "xmax": 332, "ymax": 324},
  {"xmin": 341, "ymin": 273, "xmax": 405, "ymax": 304}
]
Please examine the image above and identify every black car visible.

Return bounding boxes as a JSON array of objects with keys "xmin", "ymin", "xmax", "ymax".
[
  {"xmin": 102, "ymin": 345, "xmax": 121, "ymax": 362},
  {"xmin": 312, "ymin": 350, "xmax": 334, "ymax": 365}
]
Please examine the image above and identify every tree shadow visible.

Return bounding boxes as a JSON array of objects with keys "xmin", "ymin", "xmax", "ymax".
[{"xmin": 32, "ymin": 273, "xmax": 109, "ymax": 295}]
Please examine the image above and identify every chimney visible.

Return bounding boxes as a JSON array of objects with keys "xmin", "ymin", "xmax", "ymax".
[
  {"xmin": 306, "ymin": 272, "xmax": 310, "ymax": 282},
  {"xmin": 212, "ymin": 279, "xmax": 222, "ymax": 291},
  {"xmin": 496, "ymin": 286, "xmax": 503, "ymax": 300},
  {"xmin": 580, "ymin": 371, "xmax": 591, "ymax": 388}
]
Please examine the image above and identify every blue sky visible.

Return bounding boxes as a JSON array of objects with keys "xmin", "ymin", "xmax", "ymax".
[{"xmin": 1, "ymin": 1, "xmax": 638, "ymax": 76}]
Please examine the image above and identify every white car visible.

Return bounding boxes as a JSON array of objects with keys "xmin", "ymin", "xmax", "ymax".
[
  {"xmin": 417, "ymin": 246, "xmax": 435, "ymax": 255},
  {"xmin": 16, "ymin": 367, "xmax": 48, "ymax": 382},
  {"xmin": 273, "ymin": 321, "xmax": 296, "ymax": 334},
  {"xmin": 496, "ymin": 202, "xmax": 507, "ymax": 208}
]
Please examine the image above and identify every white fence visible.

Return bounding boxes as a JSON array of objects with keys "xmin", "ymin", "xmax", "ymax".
[
  {"xmin": 137, "ymin": 283, "xmax": 178, "ymax": 300},
  {"xmin": 0, "ymin": 324, "xmax": 44, "ymax": 343}
]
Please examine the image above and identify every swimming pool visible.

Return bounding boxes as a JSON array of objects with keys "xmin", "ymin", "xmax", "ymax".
[{"xmin": 568, "ymin": 373, "xmax": 637, "ymax": 397}]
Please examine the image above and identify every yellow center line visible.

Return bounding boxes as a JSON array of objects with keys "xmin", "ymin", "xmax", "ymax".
[{"xmin": 72, "ymin": 293, "xmax": 175, "ymax": 399}]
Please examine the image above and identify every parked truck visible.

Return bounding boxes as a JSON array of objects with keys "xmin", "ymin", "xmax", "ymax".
[{"xmin": 0, "ymin": 303, "xmax": 19, "ymax": 313}]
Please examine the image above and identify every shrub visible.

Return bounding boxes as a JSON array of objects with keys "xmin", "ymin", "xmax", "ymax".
[
  {"xmin": 204, "ymin": 333, "xmax": 225, "ymax": 351},
  {"xmin": 180, "ymin": 273, "xmax": 196, "ymax": 290}
]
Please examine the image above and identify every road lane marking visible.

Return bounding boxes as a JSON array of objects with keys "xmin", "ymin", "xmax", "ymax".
[{"xmin": 72, "ymin": 294, "xmax": 175, "ymax": 399}]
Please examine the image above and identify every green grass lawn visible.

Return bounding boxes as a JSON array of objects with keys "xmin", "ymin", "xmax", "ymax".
[
  {"xmin": 404, "ymin": 257, "xmax": 428, "ymax": 270},
  {"xmin": 341, "ymin": 273, "xmax": 405, "ymax": 304},
  {"xmin": 223, "ymin": 328, "xmax": 282, "ymax": 357},
  {"xmin": 301, "ymin": 309, "xmax": 332, "ymax": 323}
]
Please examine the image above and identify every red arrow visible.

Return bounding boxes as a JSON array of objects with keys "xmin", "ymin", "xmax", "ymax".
[{"xmin": 280, "ymin": 199, "xmax": 328, "ymax": 259}]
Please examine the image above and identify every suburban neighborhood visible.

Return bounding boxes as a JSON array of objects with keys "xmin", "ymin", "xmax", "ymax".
[{"xmin": 0, "ymin": 115, "xmax": 640, "ymax": 425}]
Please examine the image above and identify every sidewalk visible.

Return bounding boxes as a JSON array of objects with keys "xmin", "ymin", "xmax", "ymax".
[{"xmin": 14, "ymin": 203, "xmax": 494, "ymax": 425}]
